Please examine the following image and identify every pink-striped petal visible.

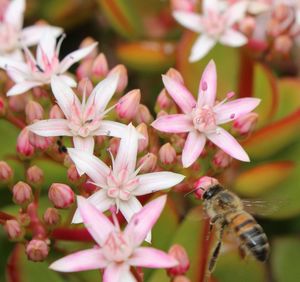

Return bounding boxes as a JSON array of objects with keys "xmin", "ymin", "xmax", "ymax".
[
  {"xmin": 198, "ymin": 60, "xmax": 217, "ymax": 107},
  {"xmin": 219, "ymin": 29, "xmax": 248, "ymax": 47},
  {"xmin": 120, "ymin": 196, "xmax": 142, "ymax": 224},
  {"xmin": 124, "ymin": 195, "xmax": 166, "ymax": 247},
  {"xmin": 162, "ymin": 75, "xmax": 196, "ymax": 114},
  {"xmin": 135, "ymin": 172, "xmax": 184, "ymax": 196},
  {"xmin": 225, "ymin": 1, "xmax": 248, "ymax": 26},
  {"xmin": 94, "ymin": 120, "xmax": 127, "ymax": 138},
  {"xmin": 215, "ymin": 98, "xmax": 261, "ymax": 124},
  {"xmin": 129, "ymin": 247, "xmax": 178, "ymax": 268},
  {"xmin": 77, "ymin": 196, "xmax": 114, "ymax": 246},
  {"xmin": 7, "ymin": 81, "xmax": 43, "ymax": 96},
  {"xmin": 36, "ymin": 31, "xmax": 57, "ymax": 68},
  {"xmin": 73, "ymin": 136, "xmax": 95, "ymax": 155},
  {"xmin": 68, "ymin": 148, "xmax": 110, "ymax": 186},
  {"xmin": 28, "ymin": 119, "xmax": 71, "ymax": 137},
  {"xmin": 207, "ymin": 127, "xmax": 250, "ymax": 161},
  {"xmin": 182, "ymin": 131, "xmax": 206, "ymax": 168},
  {"xmin": 49, "ymin": 248, "xmax": 108, "ymax": 272},
  {"xmin": 103, "ymin": 263, "xmax": 130, "ymax": 282},
  {"xmin": 4, "ymin": 0, "xmax": 25, "ymax": 30},
  {"xmin": 151, "ymin": 114, "xmax": 193, "ymax": 133},
  {"xmin": 189, "ymin": 35, "xmax": 216, "ymax": 62},
  {"xmin": 173, "ymin": 11, "xmax": 203, "ymax": 33}
]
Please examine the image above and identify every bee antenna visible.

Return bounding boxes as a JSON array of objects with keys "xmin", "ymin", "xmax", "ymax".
[{"xmin": 184, "ymin": 187, "xmax": 205, "ymax": 198}]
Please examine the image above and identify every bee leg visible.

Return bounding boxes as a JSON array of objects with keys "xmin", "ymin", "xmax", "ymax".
[
  {"xmin": 238, "ymin": 245, "xmax": 247, "ymax": 260},
  {"xmin": 206, "ymin": 215, "xmax": 222, "ymax": 240}
]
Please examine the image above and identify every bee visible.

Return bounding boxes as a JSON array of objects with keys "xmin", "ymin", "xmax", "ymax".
[
  {"xmin": 56, "ymin": 137, "xmax": 67, "ymax": 154},
  {"xmin": 196, "ymin": 183, "xmax": 270, "ymax": 276}
]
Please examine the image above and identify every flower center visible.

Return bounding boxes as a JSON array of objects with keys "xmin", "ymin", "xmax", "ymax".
[
  {"xmin": 192, "ymin": 105, "xmax": 216, "ymax": 133},
  {"xmin": 202, "ymin": 11, "xmax": 226, "ymax": 37},
  {"xmin": 0, "ymin": 23, "xmax": 18, "ymax": 53}
]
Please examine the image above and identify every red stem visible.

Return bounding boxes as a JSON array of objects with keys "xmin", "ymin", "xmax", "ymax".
[
  {"xmin": 0, "ymin": 211, "xmax": 15, "ymax": 222},
  {"xmin": 51, "ymin": 227, "xmax": 93, "ymax": 242},
  {"xmin": 27, "ymin": 202, "xmax": 46, "ymax": 239},
  {"xmin": 6, "ymin": 244, "xmax": 21, "ymax": 282},
  {"xmin": 5, "ymin": 113, "xmax": 26, "ymax": 129},
  {"xmin": 238, "ymin": 51, "xmax": 254, "ymax": 98}
]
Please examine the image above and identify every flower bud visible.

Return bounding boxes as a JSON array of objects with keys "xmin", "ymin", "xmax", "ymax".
[
  {"xmin": 273, "ymin": 35, "xmax": 293, "ymax": 55},
  {"xmin": 0, "ymin": 161, "xmax": 13, "ymax": 182},
  {"xmin": 29, "ymin": 132, "xmax": 52, "ymax": 150},
  {"xmin": 116, "ymin": 89, "xmax": 141, "ymax": 120},
  {"xmin": 17, "ymin": 128, "xmax": 35, "ymax": 157},
  {"xmin": 76, "ymin": 60, "xmax": 93, "ymax": 80},
  {"xmin": 156, "ymin": 89, "xmax": 172, "ymax": 110},
  {"xmin": 135, "ymin": 104, "xmax": 153, "ymax": 124},
  {"xmin": 67, "ymin": 164, "xmax": 81, "ymax": 183},
  {"xmin": 4, "ymin": 220, "xmax": 23, "ymax": 240},
  {"xmin": 49, "ymin": 105, "xmax": 64, "ymax": 119},
  {"xmin": 193, "ymin": 176, "xmax": 219, "ymax": 199},
  {"xmin": 79, "ymin": 37, "xmax": 98, "ymax": 59},
  {"xmin": 233, "ymin": 112, "xmax": 258, "ymax": 135},
  {"xmin": 167, "ymin": 244, "xmax": 190, "ymax": 277},
  {"xmin": 48, "ymin": 183, "xmax": 75, "ymax": 209},
  {"xmin": 157, "ymin": 110, "xmax": 168, "ymax": 118},
  {"xmin": 239, "ymin": 16, "xmax": 256, "ymax": 37},
  {"xmin": 25, "ymin": 101, "xmax": 44, "ymax": 123},
  {"xmin": 109, "ymin": 138, "xmax": 120, "ymax": 157},
  {"xmin": 43, "ymin": 208, "xmax": 61, "ymax": 226},
  {"xmin": 32, "ymin": 87, "xmax": 48, "ymax": 98},
  {"xmin": 159, "ymin": 143, "xmax": 177, "ymax": 165},
  {"xmin": 136, "ymin": 123, "xmax": 148, "ymax": 152},
  {"xmin": 26, "ymin": 239, "xmax": 49, "ymax": 262},
  {"xmin": 171, "ymin": 0, "xmax": 196, "ymax": 12},
  {"xmin": 137, "ymin": 153, "xmax": 157, "ymax": 173},
  {"xmin": 92, "ymin": 53, "xmax": 109, "ymax": 78},
  {"xmin": 26, "ymin": 165, "xmax": 44, "ymax": 186},
  {"xmin": 8, "ymin": 95, "xmax": 28, "ymax": 112},
  {"xmin": 95, "ymin": 135, "xmax": 106, "ymax": 146},
  {"xmin": 212, "ymin": 150, "xmax": 232, "ymax": 169},
  {"xmin": 108, "ymin": 64, "xmax": 128, "ymax": 93},
  {"xmin": 0, "ymin": 96, "xmax": 6, "ymax": 116},
  {"xmin": 77, "ymin": 78, "xmax": 93, "ymax": 98},
  {"xmin": 166, "ymin": 68, "xmax": 184, "ymax": 84},
  {"xmin": 12, "ymin": 181, "xmax": 32, "ymax": 205}
]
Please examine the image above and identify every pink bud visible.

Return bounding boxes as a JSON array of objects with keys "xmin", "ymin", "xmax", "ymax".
[
  {"xmin": 233, "ymin": 112, "xmax": 258, "ymax": 135},
  {"xmin": 157, "ymin": 110, "xmax": 168, "ymax": 118},
  {"xmin": 29, "ymin": 132, "xmax": 53, "ymax": 150},
  {"xmin": 273, "ymin": 35, "xmax": 293, "ymax": 55},
  {"xmin": 166, "ymin": 68, "xmax": 184, "ymax": 84},
  {"xmin": 67, "ymin": 164, "xmax": 81, "ymax": 183},
  {"xmin": 135, "ymin": 104, "xmax": 153, "ymax": 124},
  {"xmin": 49, "ymin": 105, "xmax": 64, "ymax": 119},
  {"xmin": 212, "ymin": 150, "xmax": 232, "ymax": 169},
  {"xmin": 137, "ymin": 153, "xmax": 157, "ymax": 173},
  {"xmin": 8, "ymin": 95, "xmax": 29, "ymax": 112},
  {"xmin": 193, "ymin": 176, "xmax": 219, "ymax": 199},
  {"xmin": 108, "ymin": 64, "xmax": 128, "ymax": 93},
  {"xmin": 43, "ymin": 208, "xmax": 61, "ymax": 226},
  {"xmin": 25, "ymin": 101, "xmax": 44, "ymax": 123},
  {"xmin": 159, "ymin": 143, "xmax": 177, "ymax": 165},
  {"xmin": 76, "ymin": 60, "xmax": 93, "ymax": 80},
  {"xmin": 116, "ymin": 89, "xmax": 141, "ymax": 120},
  {"xmin": 79, "ymin": 37, "xmax": 98, "ymax": 59},
  {"xmin": 26, "ymin": 165, "xmax": 44, "ymax": 186},
  {"xmin": 48, "ymin": 183, "xmax": 75, "ymax": 209},
  {"xmin": 167, "ymin": 244, "xmax": 190, "ymax": 277},
  {"xmin": 239, "ymin": 16, "xmax": 256, "ymax": 37},
  {"xmin": 109, "ymin": 138, "xmax": 120, "ymax": 157},
  {"xmin": 136, "ymin": 123, "xmax": 149, "ymax": 152},
  {"xmin": 17, "ymin": 128, "xmax": 35, "ymax": 157},
  {"xmin": 77, "ymin": 78, "xmax": 93, "ymax": 98},
  {"xmin": 4, "ymin": 220, "xmax": 23, "ymax": 240},
  {"xmin": 95, "ymin": 135, "xmax": 106, "ymax": 146},
  {"xmin": 12, "ymin": 181, "xmax": 32, "ymax": 205},
  {"xmin": 0, "ymin": 96, "xmax": 6, "ymax": 116},
  {"xmin": 156, "ymin": 89, "xmax": 172, "ymax": 110},
  {"xmin": 0, "ymin": 161, "xmax": 13, "ymax": 182},
  {"xmin": 92, "ymin": 53, "xmax": 109, "ymax": 78},
  {"xmin": 32, "ymin": 87, "xmax": 48, "ymax": 99},
  {"xmin": 171, "ymin": 0, "xmax": 197, "ymax": 12},
  {"xmin": 26, "ymin": 239, "xmax": 49, "ymax": 262}
]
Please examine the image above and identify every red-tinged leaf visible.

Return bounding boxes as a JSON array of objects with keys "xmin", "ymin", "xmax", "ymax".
[
  {"xmin": 233, "ymin": 161, "xmax": 295, "ymax": 198},
  {"xmin": 242, "ymin": 109, "xmax": 300, "ymax": 160},
  {"xmin": 116, "ymin": 41, "xmax": 176, "ymax": 72}
]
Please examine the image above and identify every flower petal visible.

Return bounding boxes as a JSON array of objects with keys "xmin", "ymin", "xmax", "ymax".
[
  {"xmin": 124, "ymin": 195, "xmax": 166, "ymax": 246},
  {"xmin": 162, "ymin": 75, "xmax": 196, "ymax": 114},
  {"xmin": 4, "ymin": 0, "xmax": 25, "ymax": 30},
  {"xmin": 203, "ymin": 0, "xmax": 219, "ymax": 12},
  {"xmin": 120, "ymin": 196, "xmax": 142, "ymax": 224},
  {"xmin": 59, "ymin": 42, "xmax": 98, "ymax": 74},
  {"xmin": 189, "ymin": 34, "xmax": 216, "ymax": 62},
  {"xmin": 173, "ymin": 11, "xmax": 203, "ymax": 33},
  {"xmin": 36, "ymin": 31, "xmax": 57, "ymax": 68},
  {"xmin": 129, "ymin": 247, "xmax": 178, "ymax": 268},
  {"xmin": 182, "ymin": 131, "xmax": 206, "ymax": 168},
  {"xmin": 77, "ymin": 196, "xmax": 114, "ymax": 246},
  {"xmin": 103, "ymin": 263, "xmax": 130, "ymax": 282},
  {"xmin": 73, "ymin": 136, "xmax": 95, "ymax": 155},
  {"xmin": 219, "ymin": 29, "xmax": 248, "ymax": 47},
  {"xmin": 0, "ymin": 57, "xmax": 29, "ymax": 81},
  {"xmin": 28, "ymin": 119, "xmax": 71, "ymax": 137},
  {"xmin": 207, "ymin": 127, "xmax": 250, "ymax": 161},
  {"xmin": 198, "ymin": 60, "xmax": 217, "ymax": 107},
  {"xmin": 59, "ymin": 74, "xmax": 77, "ymax": 87},
  {"xmin": 49, "ymin": 248, "xmax": 108, "ymax": 272},
  {"xmin": 151, "ymin": 114, "xmax": 193, "ymax": 133},
  {"xmin": 94, "ymin": 120, "xmax": 127, "ymax": 138},
  {"xmin": 7, "ymin": 81, "xmax": 43, "ymax": 96},
  {"xmin": 135, "ymin": 172, "xmax": 185, "ymax": 196},
  {"xmin": 225, "ymin": 1, "xmax": 248, "ymax": 26},
  {"xmin": 68, "ymin": 148, "xmax": 110, "ymax": 186},
  {"xmin": 215, "ymin": 98, "xmax": 261, "ymax": 124}
]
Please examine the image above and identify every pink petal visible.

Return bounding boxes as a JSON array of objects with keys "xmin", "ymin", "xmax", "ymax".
[
  {"xmin": 198, "ymin": 60, "xmax": 217, "ymax": 107},
  {"xmin": 151, "ymin": 114, "xmax": 193, "ymax": 133},
  {"xmin": 207, "ymin": 127, "xmax": 250, "ymax": 161},
  {"xmin": 28, "ymin": 119, "xmax": 71, "ymax": 137},
  {"xmin": 124, "ymin": 195, "xmax": 166, "ymax": 246},
  {"xmin": 225, "ymin": 1, "xmax": 248, "ymax": 26},
  {"xmin": 162, "ymin": 75, "xmax": 196, "ymax": 114},
  {"xmin": 59, "ymin": 42, "xmax": 98, "ymax": 74},
  {"xmin": 173, "ymin": 11, "xmax": 203, "ymax": 33},
  {"xmin": 68, "ymin": 148, "xmax": 110, "ymax": 186},
  {"xmin": 49, "ymin": 248, "xmax": 108, "ymax": 272},
  {"xmin": 189, "ymin": 34, "xmax": 216, "ymax": 62},
  {"xmin": 182, "ymin": 131, "xmax": 206, "ymax": 168},
  {"xmin": 73, "ymin": 136, "xmax": 95, "ymax": 155},
  {"xmin": 4, "ymin": 0, "xmax": 25, "ymax": 30},
  {"xmin": 135, "ymin": 172, "xmax": 185, "ymax": 196},
  {"xmin": 219, "ymin": 29, "xmax": 248, "ymax": 47},
  {"xmin": 7, "ymin": 81, "xmax": 43, "ymax": 96},
  {"xmin": 103, "ymin": 263, "xmax": 130, "ymax": 282},
  {"xmin": 94, "ymin": 120, "xmax": 127, "ymax": 138},
  {"xmin": 36, "ymin": 32, "xmax": 57, "ymax": 68},
  {"xmin": 215, "ymin": 98, "xmax": 261, "ymax": 124},
  {"xmin": 77, "ymin": 196, "xmax": 114, "ymax": 246},
  {"xmin": 203, "ymin": 0, "xmax": 219, "ymax": 11},
  {"xmin": 129, "ymin": 247, "xmax": 178, "ymax": 268}
]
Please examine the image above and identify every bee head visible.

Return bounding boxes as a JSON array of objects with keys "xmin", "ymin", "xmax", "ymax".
[{"xmin": 193, "ymin": 176, "xmax": 219, "ymax": 199}]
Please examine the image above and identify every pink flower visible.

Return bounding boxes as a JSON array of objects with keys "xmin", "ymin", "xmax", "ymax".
[
  {"xmin": 173, "ymin": 0, "xmax": 248, "ymax": 61},
  {"xmin": 28, "ymin": 74, "xmax": 127, "ymax": 154},
  {"xmin": 152, "ymin": 60, "xmax": 260, "ymax": 168},
  {"xmin": 68, "ymin": 124, "xmax": 184, "ymax": 228},
  {"xmin": 49, "ymin": 195, "xmax": 178, "ymax": 281}
]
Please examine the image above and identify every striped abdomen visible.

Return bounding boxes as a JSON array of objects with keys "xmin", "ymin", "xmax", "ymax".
[{"xmin": 227, "ymin": 211, "xmax": 269, "ymax": 262}]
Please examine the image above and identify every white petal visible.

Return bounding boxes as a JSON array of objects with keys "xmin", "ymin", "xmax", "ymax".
[
  {"xmin": 189, "ymin": 35, "xmax": 216, "ymax": 62},
  {"xmin": 219, "ymin": 29, "xmax": 248, "ymax": 47},
  {"xmin": 103, "ymin": 263, "xmax": 130, "ymax": 282},
  {"xmin": 120, "ymin": 197, "xmax": 142, "ymax": 224},
  {"xmin": 7, "ymin": 81, "xmax": 43, "ymax": 96},
  {"xmin": 37, "ymin": 31, "xmax": 57, "ymax": 68},
  {"xmin": 73, "ymin": 136, "xmax": 95, "ymax": 155},
  {"xmin": 0, "ymin": 57, "xmax": 29, "ymax": 80},
  {"xmin": 203, "ymin": 0, "xmax": 219, "ymax": 12},
  {"xmin": 4, "ymin": 0, "xmax": 25, "ymax": 30},
  {"xmin": 58, "ymin": 74, "xmax": 77, "ymax": 87},
  {"xmin": 173, "ymin": 11, "xmax": 203, "ymax": 33},
  {"xmin": 94, "ymin": 120, "xmax": 127, "ymax": 138},
  {"xmin": 28, "ymin": 119, "xmax": 72, "ymax": 136},
  {"xmin": 225, "ymin": 1, "xmax": 248, "ymax": 26}
]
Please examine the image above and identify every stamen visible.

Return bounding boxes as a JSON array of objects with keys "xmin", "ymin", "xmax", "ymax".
[
  {"xmin": 55, "ymin": 33, "xmax": 66, "ymax": 56},
  {"xmin": 102, "ymin": 102, "xmax": 120, "ymax": 118},
  {"xmin": 110, "ymin": 207, "xmax": 120, "ymax": 231},
  {"xmin": 107, "ymin": 148, "xmax": 116, "ymax": 170}
]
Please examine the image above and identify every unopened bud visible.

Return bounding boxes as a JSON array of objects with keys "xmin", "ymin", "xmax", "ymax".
[
  {"xmin": 76, "ymin": 60, "xmax": 93, "ymax": 80},
  {"xmin": 32, "ymin": 87, "xmax": 48, "ymax": 98},
  {"xmin": 157, "ymin": 110, "xmax": 168, "ymax": 119},
  {"xmin": 233, "ymin": 112, "xmax": 258, "ymax": 135},
  {"xmin": 29, "ymin": 132, "xmax": 52, "ymax": 150},
  {"xmin": 79, "ymin": 37, "xmax": 98, "ymax": 59},
  {"xmin": 167, "ymin": 244, "xmax": 190, "ymax": 276},
  {"xmin": 239, "ymin": 16, "xmax": 256, "ymax": 37},
  {"xmin": 92, "ymin": 53, "xmax": 109, "ymax": 78},
  {"xmin": 43, "ymin": 208, "xmax": 61, "ymax": 226},
  {"xmin": 12, "ymin": 181, "xmax": 32, "ymax": 205},
  {"xmin": 136, "ymin": 123, "xmax": 148, "ymax": 152},
  {"xmin": 25, "ymin": 101, "xmax": 44, "ymax": 123},
  {"xmin": 26, "ymin": 165, "xmax": 44, "ymax": 186},
  {"xmin": 273, "ymin": 4, "xmax": 289, "ymax": 21},
  {"xmin": 137, "ymin": 153, "xmax": 157, "ymax": 173},
  {"xmin": 171, "ymin": 0, "xmax": 196, "ymax": 12},
  {"xmin": 109, "ymin": 64, "xmax": 128, "ymax": 93},
  {"xmin": 135, "ymin": 104, "xmax": 153, "ymax": 124},
  {"xmin": 109, "ymin": 138, "xmax": 120, "ymax": 157},
  {"xmin": 67, "ymin": 164, "xmax": 81, "ymax": 183},
  {"xmin": 116, "ymin": 89, "xmax": 141, "ymax": 120},
  {"xmin": 156, "ymin": 89, "xmax": 172, "ymax": 110},
  {"xmin": 17, "ymin": 128, "xmax": 35, "ymax": 157},
  {"xmin": 0, "ymin": 161, "xmax": 13, "ymax": 182},
  {"xmin": 273, "ymin": 35, "xmax": 293, "ymax": 55},
  {"xmin": 77, "ymin": 78, "xmax": 93, "ymax": 98},
  {"xmin": 49, "ymin": 105, "xmax": 64, "ymax": 119},
  {"xmin": 212, "ymin": 150, "xmax": 232, "ymax": 169},
  {"xmin": 159, "ymin": 143, "xmax": 177, "ymax": 165},
  {"xmin": 48, "ymin": 183, "xmax": 75, "ymax": 209},
  {"xmin": 4, "ymin": 220, "xmax": 23, "ymax": 240},
  {"xmin": 166, "ymin": 68, "xmax": 184, "ymax": 84},
  {"xmin": 0, "ymin": 96, "xmax": 6, "ymax": 116},
  {"xmin": 26, "ymin": 239, "xmax": 49, "ymax": 262},
  {"xmin": 193, "ymin": 176, "xmax": 219, "ymax": 199},
  {"xmin": 8, "ymin": 95, "xmax": 28, "ymax": 112},
  {"xmin": 95, "ymin": 135, "xmax": 106, "ymax": 146}
]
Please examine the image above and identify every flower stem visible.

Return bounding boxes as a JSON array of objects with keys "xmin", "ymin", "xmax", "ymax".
[
  {"xmin": 51, "ymin": 227, "xmax": 93, "ymax": 242},
  {"xmin": 5, "ymin": 112, "xmax": 26, "ymax": 129}
]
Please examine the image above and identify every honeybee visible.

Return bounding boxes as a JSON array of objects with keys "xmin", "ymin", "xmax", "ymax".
[{"xmin": 196, "ymin": 183, "xmax": 270, "ymax": 276}]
